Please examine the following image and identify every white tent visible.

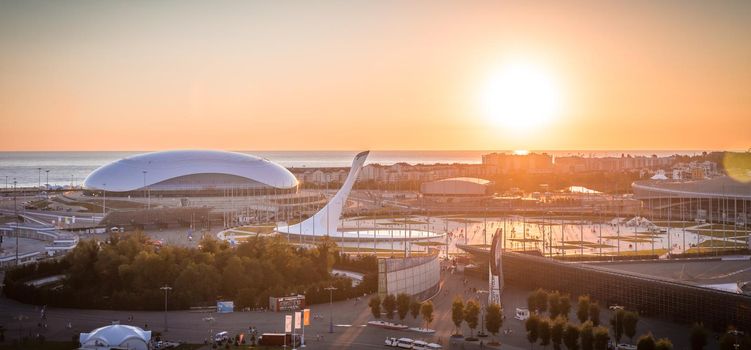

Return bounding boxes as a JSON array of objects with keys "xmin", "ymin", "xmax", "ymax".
[{"xmin": 79, "ymin": 324, "xmax": 151, "ymax": 350}]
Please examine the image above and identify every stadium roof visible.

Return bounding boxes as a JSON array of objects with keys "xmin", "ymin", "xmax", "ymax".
[
  {"xmin": 431, "ymin": 177, "xmax": 491, "ymax": 185},
  {"xmin": 84, "ymin": 150, "xmax": 298, "ymax": 192}
]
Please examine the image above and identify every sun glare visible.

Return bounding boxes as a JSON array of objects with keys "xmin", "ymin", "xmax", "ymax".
[{"xmin": 479, "ymin": 61, "xmax": 562, "ymax": 131}]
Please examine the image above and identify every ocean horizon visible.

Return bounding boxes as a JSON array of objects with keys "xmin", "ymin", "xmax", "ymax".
[{"xmin": 0, "ymin": 149, "xmax": 714, "ymax": 188}]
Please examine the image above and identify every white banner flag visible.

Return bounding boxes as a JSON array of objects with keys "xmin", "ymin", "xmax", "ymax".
[
  {"xmin": 285, "ymin": 314, "xmax": 292, "ymax": 333},
  {"xmin": 294, "ymin": 311, "xmax": 302, "ymax": 329}
]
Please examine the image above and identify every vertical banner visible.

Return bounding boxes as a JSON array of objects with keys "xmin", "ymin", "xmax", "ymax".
[
  {"xmin": 303, "ymin": 309, "xmax": 310, "ymax": 326},
  {"xmin": 285, "ymin": 314, "xmax": 292, "ymax": 333},
  {"xmin": 294, "ymin": 311, "xmax": 302, "ymax": 329}
]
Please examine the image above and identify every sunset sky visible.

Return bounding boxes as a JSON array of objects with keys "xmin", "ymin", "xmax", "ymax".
[{"xmin": 1, "ymin": 1, "xmax": 749, "ymax": 151}]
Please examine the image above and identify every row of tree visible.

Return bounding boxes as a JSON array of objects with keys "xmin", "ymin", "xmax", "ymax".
[
  {"xmin": 527, "ymin": 288, "xmax": 601, "ymax": 326},
  {"xmin": 369, "ymin": 293, "xmax": 434, "ymax": 329},
  {"xmin": 3, "ymin": 232, "xmax": 377, "ymax": 310},
  {"xmin": 450, "ymin": 296, "xmax": 504, "ymax": 344}
]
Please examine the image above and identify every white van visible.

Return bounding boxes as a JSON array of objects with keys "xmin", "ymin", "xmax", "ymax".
[
  {"xmin": 214, "ymin": 331, "xmax": 229, "ymax": 343},
  {"xmin": 396, "ymin": 337, "xmax": 415, "ymax": 349}
]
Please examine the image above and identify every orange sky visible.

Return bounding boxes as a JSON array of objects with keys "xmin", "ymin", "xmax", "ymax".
[{"xmin": 0, "ymin": 1, "xmax": 749, "ymax": 151}]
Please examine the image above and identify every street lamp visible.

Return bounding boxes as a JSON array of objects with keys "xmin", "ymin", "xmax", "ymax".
[
  {"xmin": 45, "ymin": 170, "xmax": 49, "ymax": 188},
  {"xmin": 324, "ymin": 286, "xmax": 337, "ymax": 333},
  {"xmin": 142, "ymin": 170, "xmax": 150, "ymax": 209},
  {"xmin": 102, "ymin": 183, "xmax": 107, "ymax": 218},
  {"xmin": 203, "ymin": 316, "xmax": 215, "ymax": 344},
  {"xmin": 160, "ymin": 285, "xmax": 172, "ymax": 332},
  {"xmin": 476, "ymin": 290, "xmax": 489, "ymax": 337},
  {"xmin": 13, "ymin": 180, "xmax": 18, "ymax": 266}
]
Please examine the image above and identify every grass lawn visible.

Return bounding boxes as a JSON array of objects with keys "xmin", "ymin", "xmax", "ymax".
[
  {"xmin": 413, "ymin": 241, "xmax": 446, "ymax": 246},
  {"xmin": 550, "ymin": 245, "xmax": 586, "ymax": 250},
  {"xmin": 651, "ymin": 221, "xmax": 697, "ymax": 228},
  {"xmin": 688, "ymin": 229, "xmax": 750, "ymax": 238},
  {"xmin": 448, "ymin": 218, "xmax": 482, "ymax": 224},
  {"xmin": 616, "ymin": 248, "xmax": 668, "ymax": 256},
  {"xmin": 697, "ymin": 239, "xmax": 747, "ymax": 248},
  {"xmin": 684, "ymin": 247, "xmax": 743, "ymax": 254},
  {"xmin": 601, "ymin": 236, "xmax": 654, "ymax": 243},
  {"xmin": 507, "ymin": 238, "xmax": 544, "ymax": 243}
]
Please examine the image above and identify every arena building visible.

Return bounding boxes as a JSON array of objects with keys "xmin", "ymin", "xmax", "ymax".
[
  {"xmin": 83, "ymin": 150, "xmax": 298, "ymax": 197},
  {"xmin": 632, "ymin": 176, "xmax": 751, "ymax": 225},
  {"xmin": 419, "ymin": 177, "xmax": 491, "ymax": 197}
]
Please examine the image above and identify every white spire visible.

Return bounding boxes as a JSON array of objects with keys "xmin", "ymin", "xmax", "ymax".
[{"xmin": 277, "ymin": 151, "xmax": 369, "ymax": 236}]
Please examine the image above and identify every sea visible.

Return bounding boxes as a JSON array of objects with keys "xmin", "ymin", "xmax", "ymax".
[{"xmin": 0, "ymin": 150, "xmax": 709, "ymax": 188}]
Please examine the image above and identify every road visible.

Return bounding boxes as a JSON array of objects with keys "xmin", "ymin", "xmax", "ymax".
[{"xmin": 0, "ymin": 261, "xmax": 717, "ymax": 349}]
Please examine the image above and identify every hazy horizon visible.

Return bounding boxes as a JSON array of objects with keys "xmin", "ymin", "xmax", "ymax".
[{"xmin": 1, "ymin": 1, "xmax": 749, "ymax": 151}]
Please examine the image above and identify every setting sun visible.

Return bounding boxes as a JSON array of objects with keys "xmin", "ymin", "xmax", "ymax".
[{"xmin": 479, "ymin": 61, "xmax": 563, "ymax": 132}]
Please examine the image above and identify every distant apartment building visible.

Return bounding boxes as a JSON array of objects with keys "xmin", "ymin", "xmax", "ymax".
[
  {"xmin": 670, "ymin": 161, "xmax": 717, "ymax": 180},
  {"xmin": 481, "ymin": 152, "xmax": 553, "ymax": 174},
  {"xmin": 553, "ymin": 154, "xmax": 676, "ymax": 173}
]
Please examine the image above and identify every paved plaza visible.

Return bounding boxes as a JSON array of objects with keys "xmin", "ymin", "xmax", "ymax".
[{"xmin": 0, "ymin": 260, "xmax": 713, "ymax": 349}]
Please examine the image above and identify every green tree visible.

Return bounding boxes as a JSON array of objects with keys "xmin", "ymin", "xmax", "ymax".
[
  {"xmin": 420, "ymin": 301, "xmax": 434, "ymax": 329},
  {"xmin": 689, "ymin": 323, "xmax": 708, "ymax": 350},
  {"xmin": 655, "ymin": 338, "xmax": 673, "ymax": 350},
  {"xmin": 580, "ymin": 321, "xmax": 594, "ymax": 350},
  {"xmin": 409, "ymin": 299, "xmax": 421, "ymax": 320},
  {"xmin": 528, "ymin": 292, "xmax": 538, "ymax": 313},
  {"xmin": 718, "ymin": 331, "xmax": 751, "ymax": 350},
  {"xmin": 623, "ymin": 311, "xmax": 639, "ymax": 343},
  {"xmin": 636, "ymin": 333, "xmax": 656, "ymax": 350},
  {"xmin": 485, "ymin": 303, "xmax": 503, "ymax": 343},
  {"xmin": 563, "ymin": 323, "xmax": 581, "ymax": 350},
  {"xmin": 396, "ymin": 293, "xmax": 411, "ymax": 321},
  {"xmin": 451, "ymin": 296, "xmax": 465, "ymax": 336},
  {"xmin": 526, "ymin": 314, "xmax": 541, "ymax": 349},
  {"xmin": 548, "ymin": 291, "xmax": 561, "ymax": 318},
  {"xmin": 609, "ymin": 309, "xmax": 626, "ymax": 343},
  {"xmin": 559, "ymin": 294, "xmax": 572, "ymax": 319},
  {"xmin": 535, "ymin": 288, "xmax": 549, "ymax": 314},
  {"xmin": 369, "ymin": 295, "xmax": 381, "ymax": 319},
  {"xmin": 314, "ymin": 236, "xmax": 338, "ymax": 276},
  {"xmin": 465, "ymin": 299, "xmax": 481, "ymax": 338},
  {"xmin": 593, "ymin": 326, "xmax": 610, "ymax": 350},
  {"xmin": 588, "ymin": 302, "xmax": 601, "ymax": 326},
  {"xmin": 382, "ymin": 294, "xmax": 396, "ymax": 320},
  {"xmin": 539, "ymin": 318, "xmax": 552, "ymax": 349},
  {"xmin": 551, "ymin": 316, "xmax": 566, "ymax": 350},
  {"xmin": 577, "ymin": 295, "xmax": 591, "ymax": 323}
]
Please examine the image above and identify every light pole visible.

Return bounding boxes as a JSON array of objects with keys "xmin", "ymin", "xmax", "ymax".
[
  {"xmin": 142, "ymin": 170, "xmax": 150, "ymax": 209},
  {"xmin": 13, "ymin": 180, "xmax": 18, "ymax": 266},
  {"xmin": 324, "ymin": 286, "xmax": 337, "ymax": 333},
  {"xmin": 612, "ymin": 306, "xmax": 624, "ymax": 343},
  {"xmin": 202, "ymin": 316, "xmax": 215, "ymax": 344},
  {"xmin": 160, "ymin": 285, "xmax": 172, "ymax": 332},
  {"xmin": 102, "ymin": 183, "xmax": 107, "ymax": 218},
  {"xmin": 477, "ymin": 290, "xmax": 489, "ymax": 337},
  {"xmin": 45, "ymin": 170, "xmax": 49, "ymax": 188},
  {"xmin": 14, "ymin": 314, "xmax": 28, "ymax": 344}
]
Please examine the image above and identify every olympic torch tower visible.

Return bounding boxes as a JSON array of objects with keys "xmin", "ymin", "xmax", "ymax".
[{"xmin": 488, "ymin": 228, "xmax": 504, "ymax": 306}]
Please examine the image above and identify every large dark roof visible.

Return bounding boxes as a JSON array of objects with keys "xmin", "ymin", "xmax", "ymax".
[{"xmin": 632, "ymin": 176, "xmax": 751, "ymax": 200}]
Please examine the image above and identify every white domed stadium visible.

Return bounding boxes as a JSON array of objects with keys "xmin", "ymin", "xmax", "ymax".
[{"xmin": 83, "ymin": 150, "xmax": 298, "ymax": 197}]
